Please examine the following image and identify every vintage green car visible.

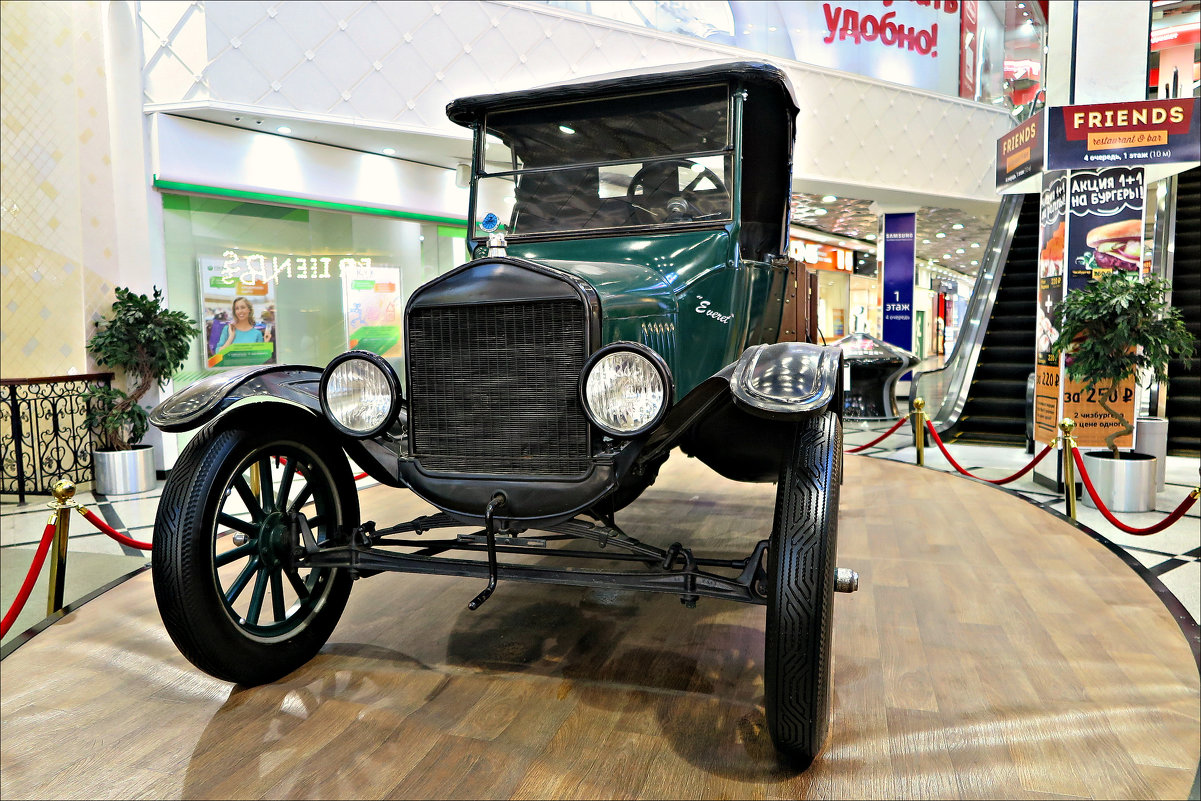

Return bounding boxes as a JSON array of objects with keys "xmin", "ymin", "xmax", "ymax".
[{"xmin": 150, "ymin": 60, "xmax": 852, "ymax": 767}]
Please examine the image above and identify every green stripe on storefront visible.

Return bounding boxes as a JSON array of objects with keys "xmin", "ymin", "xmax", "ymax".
[{"xmin": 152, "ymin": 178, "xmax": 468, "ymax": 226}]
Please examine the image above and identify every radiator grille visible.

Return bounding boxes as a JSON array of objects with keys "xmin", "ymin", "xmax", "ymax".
[{"xmin": 408, "ymin": 300, "xmax": 590, "ymax": 476}]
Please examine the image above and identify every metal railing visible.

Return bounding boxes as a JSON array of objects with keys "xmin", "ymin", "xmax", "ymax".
[{"xmin": 1, "ymin": 373, "xmax": 112, "ymax": 504}]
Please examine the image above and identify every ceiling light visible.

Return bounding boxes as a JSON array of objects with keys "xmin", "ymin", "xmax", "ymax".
[
  {"xmin": 971, "ymin": 242, "xmax": 980, "ymax": 248},
  {"xmin": 813, "ymin": 208, "xmax": 828, "ymax": 215},
  {"xmin": 936, "ymin": 232, "xmax": 947, "ymax": 238},
  {"xmin": 559, "ymin": 125, "xmax": 575, "ymax": 134},
  {"xmin": 821, "ymin": 194, "xmax": 837, "ymax": 203},
  {"xmin": 382, "ymin": 147, "xmax": 395, "ymax": 156},
  {"xmin": 956, "ymin": 248, "xmax": 965, "ymax": 254},
  {"xmin": 944, "ymin": 253, "xmax": 953, "ymax": 259},
  {"xmin": 277, "ymin": 126, "xmax": 292, "ymax": 134},
  {"xmin": 865, "ymin": 233, "xmax": 876, "ymax": 240},
  {"xmin": 923, "ymin": 238, "xmax": 931, "ymax": 244},
  {"xmin": 971, "ymin": 260, "xmax": 979, "ymax": 266},
  {"xmin": 952, "ymin": 223, "xmax": 964, "ymax": 230}
]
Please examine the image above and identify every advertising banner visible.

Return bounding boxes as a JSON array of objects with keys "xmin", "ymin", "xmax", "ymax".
[
  {"xmin": 343, "ymin": 265, "xmax": 403, "ymax": 358},
  {"xmin": 881, "ymin": 213, "xmax": 916, "ymax": 371},
  {"xmin": 1059, "ymin": 167, "xmax": 1145, "ymax": 448},
  {"xmin": 1046, "ymin": 98, "xmax": 1200, "ymax": 171},
  {"xmin": 200, "ymin": 260, "xmax": 277, "ymax": 369},
  {"xmin": 996, "ymin": 111, "xmax": 1044, "ymax": 191},
  {"xmin": 1033, "ymin": 172, "xmax": 1067, "ymax": 447}
]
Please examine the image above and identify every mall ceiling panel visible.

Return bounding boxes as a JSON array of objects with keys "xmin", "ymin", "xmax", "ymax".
[
  {"xmin": 141, "ymin": 1, "xmax": 1010, "ymax": 212},
  {"xmin": 790, "ymin": 194, "xmax": 992, "ymax": 276}
]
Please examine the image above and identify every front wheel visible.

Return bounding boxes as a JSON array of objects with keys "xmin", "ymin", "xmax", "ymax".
[
  {"xmin": 764, "ymin": 410, "xmax": 841, "ymax": 768},
  {"xmin": 152, "ymin": 413, "xmax": 358, "ymax": 685}
]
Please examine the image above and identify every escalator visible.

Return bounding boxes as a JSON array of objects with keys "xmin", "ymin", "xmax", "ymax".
[
  {"xmin": 1166, "ymin": 166, "xmax": 1200, "ymax": 456},
  {"xmin": 948, "ymin": 195, "xmax": 1039, "ymax": 445},
  {"xmin": 910, "ymin": 192, "xmax": 1040, "ymax": 445}
]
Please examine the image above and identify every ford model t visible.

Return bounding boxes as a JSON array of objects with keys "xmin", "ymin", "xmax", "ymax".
[{"xmin": 151, "ymin": 61, "xmax": 852, "ymax": 767}]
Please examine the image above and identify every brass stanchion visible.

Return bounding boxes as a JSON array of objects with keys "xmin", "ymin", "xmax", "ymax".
[
  {"xmin": 1059, "ymin": 418, "xmax": 1078, "ymax": 521},
  {"xmin": 46, "ymin": 479, "xmax": 77, "ymax": 615},
  {"xmin": 912, "ymin": 397, "xmax": 926, "ymax": 467},
  {"xmin": 249, "ymin": 462, "xmax": 261, "ymax": 503}
]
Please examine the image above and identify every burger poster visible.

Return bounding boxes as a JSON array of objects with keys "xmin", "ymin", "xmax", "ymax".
[
  {"xmin": 1059, "ymin": 166, "xmax": 1146, "ymax": 448},
  {"xmin": 1066, "ymin": 167, "xmax": 1147, "ymax": 289}
]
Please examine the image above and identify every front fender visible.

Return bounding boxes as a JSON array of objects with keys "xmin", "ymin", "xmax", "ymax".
[
  {"xmin": 149, "ymin": 365, "xmax": 326, "ymax": 432},
  {"xmin": 729, "ymin": 342, "xmax": 843, "ymax": 420},
  {"xmin": 150, "ymin": 364, "xmax": 406, "ymax": 487},
  {"xmin": 643, "ymin": 342, "xmax": 843, "ymax": 482}
]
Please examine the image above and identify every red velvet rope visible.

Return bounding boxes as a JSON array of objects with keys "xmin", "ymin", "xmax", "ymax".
[
  {"xmin": 1071, "ymin": 448, "xmax": 1199, "ymax": 535},
  {"xmin": 79, "ymin": 508, "xmax": 152, "ymax": 550},
  {"xmin": 1, "ymin": 521, "xmax": 57, "ymax": 638},
  {"xmin": 845, "ymin": 415, "xmax": 910, "ymax": 453},
  {"xmin": 276, "ymin": 455, "xmax": 368, "ymax": 482},
  {"xmin": 924, "ymin": 420, "xmax": 1053, "ymax": 484}
]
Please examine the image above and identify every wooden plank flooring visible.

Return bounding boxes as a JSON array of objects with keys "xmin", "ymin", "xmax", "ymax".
[{"xmin": 1, "ymin": 453, "xmax": 1197, "ymax": 799}]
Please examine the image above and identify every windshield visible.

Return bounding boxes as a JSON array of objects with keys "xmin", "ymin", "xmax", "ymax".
[{"xmin": 475, "ymin": 85, "xmax": 732, "ymax": 238}]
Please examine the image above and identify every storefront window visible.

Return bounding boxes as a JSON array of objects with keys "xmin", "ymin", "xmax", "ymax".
[{"xmin": 162, "ymin": 194, "xmax": 467, "ymax": 390}]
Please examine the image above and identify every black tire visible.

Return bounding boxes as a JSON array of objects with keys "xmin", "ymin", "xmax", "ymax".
[
  {"xmin": 764, "ymin": 410, "xmax": 841, "ymax": 768},
  {"xmin": 152, "ymin": 411, "xmax": 358, "ymax": 685}
]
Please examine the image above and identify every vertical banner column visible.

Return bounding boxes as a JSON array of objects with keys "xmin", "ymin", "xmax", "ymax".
[
  {"xmin": 1062, "ymin": 166, "xmax": 1145, "ymax": 447},
  {"xmin": 882, "ymin": 213, "xmax": 917, "ymax": 377},
  {"xmin": 1033, "ymin": 166, "xmax": 1146, "ymax": 487}
]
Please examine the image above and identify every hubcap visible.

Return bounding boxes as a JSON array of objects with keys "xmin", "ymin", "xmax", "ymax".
[{"xmin": 257, "ymin": 511, "xmax": 292, "ymax": 568}]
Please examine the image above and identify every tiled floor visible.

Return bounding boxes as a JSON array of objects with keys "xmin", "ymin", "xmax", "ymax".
[{"xmin": 3, "ymin": 423, "xmax": 1198, "ymax": 648}]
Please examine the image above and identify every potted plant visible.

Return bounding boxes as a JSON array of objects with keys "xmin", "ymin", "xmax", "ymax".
[
  {"xmin": 82, "ymin": 287, "xmax": 198, "ymax": 495},
  {"xmin": 1049, "ymin": 272, "xmax": 1195, "ymax": 512}
]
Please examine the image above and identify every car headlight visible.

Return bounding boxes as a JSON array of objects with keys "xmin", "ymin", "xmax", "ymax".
[
  {"xmin": 580, "ymin": 343, "xmax": 671, "ymax": 437},
  {"xmin": 319, "ymin": 351, "xmax": 401, "ymax": 438}
]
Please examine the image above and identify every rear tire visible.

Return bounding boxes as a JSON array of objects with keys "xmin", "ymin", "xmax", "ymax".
[
  {"xmin": 152, "ymin": 413, "xmax": 358, "ymax": 685},
  {"xmin": 764, "ymin": 410, "xmax": 841, "ymax": 768}
]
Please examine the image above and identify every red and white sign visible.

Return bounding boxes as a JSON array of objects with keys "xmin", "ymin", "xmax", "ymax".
[
  {"xmin": 1151, "ymin": 21, "xmax": 1200, "ymax": 52},
  {"xmin": 959, "ymin": 0, "xmax": 978, "ymax": 99},
  {"xmin": 789, "ymin": 238, "xmax": 854, "ymax": 272}
]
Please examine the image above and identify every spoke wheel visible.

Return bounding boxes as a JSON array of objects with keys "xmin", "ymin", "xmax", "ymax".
[
  {"xmin": 763, "ymin": 411, "xmax": 841, "ymax": 768},
  {"xmin": 153, "ymin": 413, "xmax": 357, "ymax": 685}
]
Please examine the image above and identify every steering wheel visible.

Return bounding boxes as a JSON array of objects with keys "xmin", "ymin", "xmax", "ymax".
[{"xmin": 625, "ymin": 159, "xmax": 728, "ymax": 223}]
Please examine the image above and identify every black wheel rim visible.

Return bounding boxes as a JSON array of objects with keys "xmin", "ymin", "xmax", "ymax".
[{"xmin": 211, "ymin": 445, "xmax": 339, "ymax": 640}]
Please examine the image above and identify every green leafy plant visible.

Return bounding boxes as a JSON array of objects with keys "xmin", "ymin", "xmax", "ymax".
[
  {"xmin": 1049, "ymin": 272, "xmax": 1195, "ymax": 457},
  {"xmin": 82, "ymin": 287, "xmax": 198, "ymax": 451}
]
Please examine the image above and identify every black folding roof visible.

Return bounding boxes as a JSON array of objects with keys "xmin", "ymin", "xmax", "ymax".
[{"xmin": 446, "ymin": 60, "xmax": 799, "ymax": 127}]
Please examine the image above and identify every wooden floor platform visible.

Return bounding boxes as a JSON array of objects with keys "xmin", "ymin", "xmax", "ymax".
[{"xmin": 1, "ymin": 454, "xmax": 1197, "ymax": 799}]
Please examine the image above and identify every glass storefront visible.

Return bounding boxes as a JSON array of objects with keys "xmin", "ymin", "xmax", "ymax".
[{"xmin": 162, "ymin": 194, "xmax": 468, "ymax": 390}]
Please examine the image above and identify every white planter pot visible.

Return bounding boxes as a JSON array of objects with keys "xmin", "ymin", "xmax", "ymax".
[
  {"xmin": 92, "ymin": 445, "xmax": 156, "ymax": 496},
  {"xmin": 1079, "ymin": 451, "xmax": 1157, "ymax": 513}
]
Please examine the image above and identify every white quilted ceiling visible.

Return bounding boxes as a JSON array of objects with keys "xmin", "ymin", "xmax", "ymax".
[{"xmin": 139, "ymin": 1, "xmax": 1011, "ymax": 274}]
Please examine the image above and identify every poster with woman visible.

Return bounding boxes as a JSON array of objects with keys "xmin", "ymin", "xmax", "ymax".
[{"xmin": 199, "ymin": 259, "xmax": 278, "ymax": 369}]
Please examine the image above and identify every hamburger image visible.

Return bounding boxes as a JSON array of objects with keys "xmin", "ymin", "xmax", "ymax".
[{"xmin": 1085, "ymin": 219, "xmax": 1141, "ymax": 273}]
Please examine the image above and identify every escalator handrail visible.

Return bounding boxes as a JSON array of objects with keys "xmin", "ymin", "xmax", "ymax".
[{"xmin": 910, "ymin": 192, "xmax": 1028, "ymax": 430}]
